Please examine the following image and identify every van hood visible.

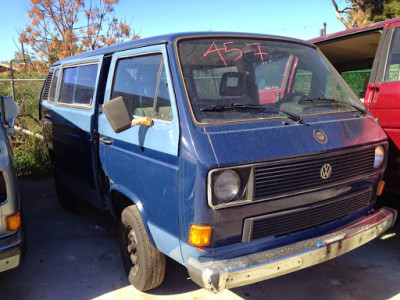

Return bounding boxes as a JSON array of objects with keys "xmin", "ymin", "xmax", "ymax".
[{"xmin": 203, "ymin": 116, "xmax": 387, "ymax": 166}]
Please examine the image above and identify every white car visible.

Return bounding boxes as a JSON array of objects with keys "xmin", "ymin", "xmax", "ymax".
[{"xmin": 0, "ymin": 96, "xmax": 25, "ymax": 272}]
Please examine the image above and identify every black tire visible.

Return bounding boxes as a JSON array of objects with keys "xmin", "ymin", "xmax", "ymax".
[
  {"xmin": 119, "ymin": 205, "xmax": 166, "ymax": 291},
  {"xmin": 54, "ymin": 168, "xmax": 77, "ymax": 212}
]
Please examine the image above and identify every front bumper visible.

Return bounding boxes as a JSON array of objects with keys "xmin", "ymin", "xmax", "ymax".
[
  {"xmin": 0, "ymin": 229, "xmax": 23, "ymax": 272},
  {"xmin": 187, "ymin": 207, "xmax": 397, "ymax": 293}
]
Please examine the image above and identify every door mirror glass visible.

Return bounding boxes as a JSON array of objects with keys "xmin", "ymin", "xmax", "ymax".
[{"xmin": 1, "ymin": 96, "xmax": 19, "ymax": 133}]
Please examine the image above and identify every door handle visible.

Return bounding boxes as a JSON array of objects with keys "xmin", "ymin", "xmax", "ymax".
[
  {"xmin": 99, "ymin": 137, "xmax": 112, "ymax": 145},
  {"xmin": 371, "ymin": 86, "xmax": 379, "ymax": 104},
  {"xmin": 365, "ymin": 84, "xmax": 380, "ymax": 106}
]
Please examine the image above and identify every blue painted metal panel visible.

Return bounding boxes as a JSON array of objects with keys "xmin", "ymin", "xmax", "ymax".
[
  {"xmin": 204, "ymin": 115, "xmax": 387, "ymax": 166},
  {"xmin": 148, "ymin": 222, "xmax": 184, "ymax": 264}
]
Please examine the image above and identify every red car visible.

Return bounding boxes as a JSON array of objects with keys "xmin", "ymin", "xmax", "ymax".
[{"xmin": 311, "ymin": 17, "xmax": 400, "ymax": 191}]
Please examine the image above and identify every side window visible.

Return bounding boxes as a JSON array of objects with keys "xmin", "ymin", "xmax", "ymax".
[
  {"xmin": 58, "ymin": 63, "xmax": 98, "ymax": 106},
  {"xmin": 255, "ymin": 57, "xmax": 291, "ymax": 103},
  {"xmin": 155, "ymin": 64, "xmax": 172, "ymax": 119},
  {"xmin": 341, "ymin": 69, "xmax": 371, "ymax": 98},
  {"xmin": 255, "ymin": 58, "xmax": 288, "ymax": 91},
  {"xmin": 385, "ymin": 27, "xmax": 400, "ymax": 82},
  {"xmin": 49, "ymin": 68, "xmax": 60, "ymax": 102},
  {"xmin": 293, "ymin": 69, "xmax": 312, "ymax": 94},
  {"xmin": 111, "ymin": 54, "xmax": 172, "ymax": 120},
  {"xmin": 192, "ymin": 66, "xmax": 238, "ymax": 100}
]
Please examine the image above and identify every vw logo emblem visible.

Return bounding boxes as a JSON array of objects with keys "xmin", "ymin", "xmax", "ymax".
[{"xmin": 320, "ymin": 164, "xmax": 332, "ymax": 179}]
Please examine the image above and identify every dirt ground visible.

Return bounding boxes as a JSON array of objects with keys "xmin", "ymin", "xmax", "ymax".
[{"xmin": 0, "ymin": 177, "xmax": 399, "ymax": 300}]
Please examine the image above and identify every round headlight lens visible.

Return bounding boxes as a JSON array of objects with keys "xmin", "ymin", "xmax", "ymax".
[
  {"xmin": 374, "ymin": 145, "xmax": 385, "ymax": 169},
  {"xmin": 214, "ymin": 170, "xmax": 241, "ymax": 202}
]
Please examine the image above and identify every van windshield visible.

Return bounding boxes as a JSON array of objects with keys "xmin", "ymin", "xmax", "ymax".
[{"xmin": 177, "ymin": 37, "xmax": 365, "ymax": 124}]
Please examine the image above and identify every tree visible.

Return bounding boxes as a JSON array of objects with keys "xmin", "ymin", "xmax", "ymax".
[
  {"xmin": 372, "ymin": 0, "xmax": 400, "ymax": 22},
  {"xmin": 18, "ymin": 0, "xmax": 139, "ymax": 64},
  {"xmin": 331, "ymin": 0, "xmax": 383, "ymax": 29}
]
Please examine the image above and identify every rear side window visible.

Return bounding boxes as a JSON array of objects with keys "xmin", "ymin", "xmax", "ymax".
[
  {"xmin": 111, "ymin": 54, "xmax": 173, "ymax": 121},
  {"xmin": 385, "ymin": 27, "xmax": 400, "ymax": 82},
  {"xmin": 58, "ymin": 63, "xmax": 98, "ymax": 106},
  {"xmin": 49, "ymin": 68, "xmax": 60, "ymax": 102}
]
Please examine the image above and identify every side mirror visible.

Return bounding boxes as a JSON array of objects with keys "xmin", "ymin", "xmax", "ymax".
[
  {"xmin": 1, "ymin": 96, "xmax": 19, "ymax": 134},
  {"xmin": 102, "ymin": 96, "xmax": 153, "ymax": 133}
]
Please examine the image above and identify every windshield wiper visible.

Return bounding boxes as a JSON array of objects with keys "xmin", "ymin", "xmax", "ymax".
[
  {"xmin": 200, "ymin": 103, "xmax": 263, "ymax": 112},
  {"xmin": 200, "ymin": 103, "xmax": 304, "ymax": 124},
  {"xmin": 297, "ymin": 98, "xmax": 367, "ymax": 115},
  {"xmin": 277, "ymin": 108, "xmax": 303, "ymax": 123}
]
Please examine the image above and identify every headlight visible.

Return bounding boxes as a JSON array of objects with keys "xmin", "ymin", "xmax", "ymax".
[
  {"xmin": 214, "ymin": 170, "xmax": 241, "ymax": 202},
  {"xmin": 374, "ymin": 145, "xmax": 385, "ymax": 169}
]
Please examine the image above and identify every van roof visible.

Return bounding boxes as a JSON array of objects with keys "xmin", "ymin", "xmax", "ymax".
[
  {"xmin": 310, "ymin": 17, "xmax": 400, "ymax": 44},
  {"xmin": 53, "ymin": 31, "xmax": 314, "ymax": 66}
]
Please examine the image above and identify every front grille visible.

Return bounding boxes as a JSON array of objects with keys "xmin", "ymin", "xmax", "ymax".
[
  {"xmin": 244, "ymin": 190, "xmax": 371, "ymax": 241},
  {"xmin": 254, "ymin": 147, "xmax": 375, "ymax": 201},
  {"xmin": 41, "ymin": 71, "xmax": 54, "ymax": 101}
]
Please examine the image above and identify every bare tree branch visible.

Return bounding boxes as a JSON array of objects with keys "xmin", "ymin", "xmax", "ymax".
[{"xmin": 331, "ymin": 0, "xmax": 353, "ymax": 28}]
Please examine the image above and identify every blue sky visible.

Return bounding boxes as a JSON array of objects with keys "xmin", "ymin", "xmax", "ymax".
[{"xmin": 0, "ymin": 0, "xmax": 347, "ymax": 62}]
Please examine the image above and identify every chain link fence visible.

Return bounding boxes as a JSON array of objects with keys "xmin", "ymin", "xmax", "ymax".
[
  {"xmin": 0, "ymin": 77, "xmax": 45, "ymax": 121},
  {"xmin": 0, "ymin": 68, "xmax": 51, "ymax": 176}
]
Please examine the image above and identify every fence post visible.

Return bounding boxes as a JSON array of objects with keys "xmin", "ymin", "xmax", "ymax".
[{"xmin": 10, "ymin": 61, "xmax": 15, "ymax": 100}]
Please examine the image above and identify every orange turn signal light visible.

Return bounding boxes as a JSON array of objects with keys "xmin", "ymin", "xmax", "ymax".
[
  {"xmin": 376, "ymin": 180, "xmax": 385, "ymax": 197},
  {"xmin": 189, "ymin": 224, "xmax": 212, "ymax": 247},
  {"xmin": 6, "ymin": 212, "xmax": 21, "ymax": 231}
]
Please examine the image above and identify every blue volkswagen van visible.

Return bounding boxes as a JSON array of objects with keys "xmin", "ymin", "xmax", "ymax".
[{"xmin": 39, "ymin": 32, "xmax": 397, "ymax": 293}]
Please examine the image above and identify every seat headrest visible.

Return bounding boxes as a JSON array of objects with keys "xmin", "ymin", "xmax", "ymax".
[{"xmin": 219, "ymin": 72, "xmax": 244, "ymax": 97}]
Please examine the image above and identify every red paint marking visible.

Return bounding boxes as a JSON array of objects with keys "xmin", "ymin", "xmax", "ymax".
[
  {"xmin": 223, "ymin": 42, "xmax": 243, "ymax": 61},
  {"xmin": 203, "ymin": 41, "xmax": 269, "ymax": 64},
  {"xmin": 246, "ymin": 43, "xmax": 268, "ymax": 61},
  {"xmin": 203, "ymin": 41, "xmax": 227, "ymax": 65}
]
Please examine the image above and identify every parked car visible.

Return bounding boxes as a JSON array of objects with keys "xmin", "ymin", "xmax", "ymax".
[
  {"xmin": 0, "ymin": 96, "xmax": 25, "ymax": 272},
  {"xmin": 40, "ymin": 32, "xmax": 397, "ymax": 293},
  {"xmin": 311, "ymin": 17, "xmax": 400, "ymax": 191}
]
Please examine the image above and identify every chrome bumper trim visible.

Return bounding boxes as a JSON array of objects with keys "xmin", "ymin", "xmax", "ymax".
[
  {"xmin": 187, "ymin": 207, "xmax": 397, "ymax": 293},
  {"xmin": 0, "ymin": 229, "xmax": 23, "ymax": 260}
]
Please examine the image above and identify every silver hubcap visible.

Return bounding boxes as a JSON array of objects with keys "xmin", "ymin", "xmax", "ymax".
[{"xmin": 127, "ymin": 228, "xmax": 139, "ymax": 275}]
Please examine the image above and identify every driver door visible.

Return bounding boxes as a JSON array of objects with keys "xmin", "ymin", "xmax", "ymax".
[{"xmin": 98, "ymin": 45, "xmax": 181, "ymax": 252}]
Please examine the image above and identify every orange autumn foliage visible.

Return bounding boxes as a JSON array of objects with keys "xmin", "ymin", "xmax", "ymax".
[{"xmin": 18, "ymin": 0, "xmax": 138, "ymax": 64}]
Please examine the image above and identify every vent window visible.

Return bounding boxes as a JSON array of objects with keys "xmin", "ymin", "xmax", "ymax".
[{"xmin": 42, "ymin": 70, "xmax": 54, "ymax": 101}]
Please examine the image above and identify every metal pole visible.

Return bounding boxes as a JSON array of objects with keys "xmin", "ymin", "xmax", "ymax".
[{"xmin": 10, "ymin": 61, "xmax": 15, "ymax": 100}]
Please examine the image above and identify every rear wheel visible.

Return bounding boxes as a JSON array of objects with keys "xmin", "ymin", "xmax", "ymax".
[
  {"xmin": 54, "ymin": 168, "xmax": 78, "ymax": 211},
  {"xmin": 119, "ymin": 205, "xmax": 166, "ymax": 291}
]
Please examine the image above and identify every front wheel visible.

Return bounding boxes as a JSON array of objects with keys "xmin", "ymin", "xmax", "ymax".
[{"xmin": 119, "ymin": 205, "xmax": 166, "ymax": 291}]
